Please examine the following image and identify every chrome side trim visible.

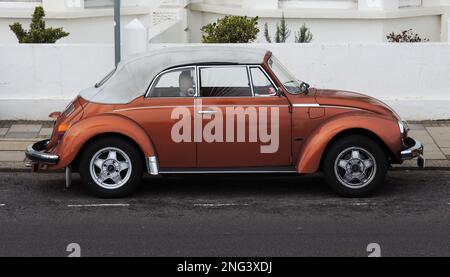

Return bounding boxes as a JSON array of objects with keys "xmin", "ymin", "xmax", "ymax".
[
  {"xmin": 146, "ymin": 156, "xmax": 159, "ymax": 175},
  {"xmin": 114, "ymin": 105, "xmax": 195, "ymax": 112},
  {"xmin": 292, "ymin": 104, "xmax": 320, "ymax": 108},
  {"xmin": 159, "ymin": 169, "xmax": 297, "ymax": 174},
  {"xmin": 292, "ymin": 104, "xmax": 364, "ymax": 111},
  {"xmin": 321, "ymin": 105, "xmax": 364, "ymax": 111}
]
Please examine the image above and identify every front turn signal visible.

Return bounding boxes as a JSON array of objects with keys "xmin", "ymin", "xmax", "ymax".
[{"xmin": 57, "ymin": 123, "xmax": 70, "ymax": 134}]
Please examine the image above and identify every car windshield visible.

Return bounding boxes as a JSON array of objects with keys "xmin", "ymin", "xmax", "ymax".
[
  {"xmin": 95, "ymin": 69, "xmax": 116, "ymax": 88},
  {"xmin": 268, "ymin": 56, "xmax": 305, "ymax": 94}
]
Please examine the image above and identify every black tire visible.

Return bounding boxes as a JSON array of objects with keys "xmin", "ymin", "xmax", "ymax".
[
  {"xmin": 323, "ymin": 135, "xmax": 388, "ymax": 197},
  {"xmin": 79, "ymin": 136, "xmax": 143, "ymax": 198}
]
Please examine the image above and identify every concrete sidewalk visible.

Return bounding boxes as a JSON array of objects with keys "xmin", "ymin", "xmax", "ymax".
[{"xmin": 0, "ymin": 120, "xmax": 450, "ymax": 170}]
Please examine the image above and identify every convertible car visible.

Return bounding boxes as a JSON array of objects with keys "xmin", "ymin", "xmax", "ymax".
[{"xmin": 25, "ymin": 46, "xmax": 424, "ymax": 198}]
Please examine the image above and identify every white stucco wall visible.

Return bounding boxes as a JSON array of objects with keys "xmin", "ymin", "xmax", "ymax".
[
  {"xmin": 189, "ymin": 10, "xmax": 443, "ymax": 43},
  {"xmin": 0, "ymin": 44, "xmax": 115, "ymax": 119},
  {"xmin": 0, "ymin": 12, "xmax": 151, "ymax": 44},
  {"xmin": 0, "ymin": 43, "xmax": 449, "ymax": 120}
]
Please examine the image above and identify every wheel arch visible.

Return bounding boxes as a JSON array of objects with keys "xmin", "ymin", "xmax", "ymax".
[
  {"xmin": 319, "ymin": 128, "xmax": 396, "ymax": 171},
  {"xmin": 295, "ymin": 112, "xmax": 402, "ymax": 173},
  {"xmin": 71, "ymin": 132, "xmax": 147, "ymax": 172}
]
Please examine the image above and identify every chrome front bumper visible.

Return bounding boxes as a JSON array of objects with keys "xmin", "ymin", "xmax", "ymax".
[
  {"xmin": 400, "ymin": 137, "xmax": 425, "ymax": 167},
  {"xmin": 25, "ymin": 139, "xmax": 59, "ymax": 165}
]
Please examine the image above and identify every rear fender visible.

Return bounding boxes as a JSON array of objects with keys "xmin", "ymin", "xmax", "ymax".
[{"xmin": 50, "ymin": 114, "xmax": 156, "ymax": 169}]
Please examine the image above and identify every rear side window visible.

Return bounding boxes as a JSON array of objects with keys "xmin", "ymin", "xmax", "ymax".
[
  {"xmin": 199, "ymin": 66, "xmax": 252, "ymax": 97},
  {"xmin": 148, "ymin": 67, "xmax": 196, "ymax": 98}
]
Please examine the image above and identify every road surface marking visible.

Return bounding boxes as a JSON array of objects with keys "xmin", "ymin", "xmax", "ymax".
[
  {"xmin": 0, "ymin": 204, "xmax": 5, "ymax": 207},
  {"xmin": 67, "ymin": 204, "xmax": 130, "ymax": 208},
  {"xmin": 194, "ymin": 203, "xmax": 249, "ymax": 207}
]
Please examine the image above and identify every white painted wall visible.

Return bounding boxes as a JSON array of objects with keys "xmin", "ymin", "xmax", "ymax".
[
  {"xmin": 189, "ymin": 10, "xmax": 443, "ymax": 43},
  {"xmin": 0, "ymin": 44, "xmax": 114, "ymax": 119},
  {"xmin": 1, "ymin": 43, "xmax": 449, "ymax": 120},
  {"xmin": 0, "ymin": 12, "xmax": 151, "ymax": 44}
]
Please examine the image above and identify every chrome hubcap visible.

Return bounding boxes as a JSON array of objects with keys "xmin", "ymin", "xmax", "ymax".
[
  {"xmin": 334, "ymin": 147, "xmax": 376, "ymax": 189},
  {"xmin": 89, "ymin": 147, "xmax": 132, "ymax": 190}
]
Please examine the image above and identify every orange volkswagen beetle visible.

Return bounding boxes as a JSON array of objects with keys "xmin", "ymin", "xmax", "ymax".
[{"xmin": 25, "ymin": 46, "xmax": 424, "ymax": 198}]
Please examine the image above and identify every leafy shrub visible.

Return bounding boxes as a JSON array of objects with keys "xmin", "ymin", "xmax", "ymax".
[
  {"xmin": 9, "ymin": 6, "xmax": 69, "ymax": 43},
  {"xmin": 201, "ymin": 16, "xmax": 259, "ymax": 43}
]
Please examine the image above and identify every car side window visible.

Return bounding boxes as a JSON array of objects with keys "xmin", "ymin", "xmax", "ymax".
[
  {"xmin": 250, "ymin": 67, "xmax": 277, "ymax": 96},
  {"xmin": 199, "ymin": 66, "xmax": 252, "ymax": 97},
  {"xmin": 148, "ymin": 67, "xmax": 196, "ymax": 98}
]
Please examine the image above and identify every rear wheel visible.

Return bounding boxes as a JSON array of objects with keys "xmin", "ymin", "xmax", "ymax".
[
  {"xmin": 323, "ymin": 135, "xmax": 388, "ymax": 197},
  {"xmin": 79, "ymin": 137, "xmax": 143, "ymax": 198}
]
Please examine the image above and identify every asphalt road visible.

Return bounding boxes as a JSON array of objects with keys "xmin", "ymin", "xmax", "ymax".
[{"xmin": 0, "ymin": 170, "xmax": 449, "ymax": 257}]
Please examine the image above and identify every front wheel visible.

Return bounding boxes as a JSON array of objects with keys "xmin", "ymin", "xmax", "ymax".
[
  {"xmin": 79, "ymin": 137, "xmax": 143, "ymax": 198},
  {"xmin": 323, "ymin": 135, "xmax": 388, "ymax": 197}
]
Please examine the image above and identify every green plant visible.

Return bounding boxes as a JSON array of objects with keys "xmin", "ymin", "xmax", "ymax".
[
  {"xmin": 264, "ymin": 13, "xmax": 291, "ymax": 43},
  {"xmin": 201, "ymin": 15, "xmax": 259, "ymax": 43},
  {"xmin": 264, "ymin": 22, "xmax": 271, "ymax": 43},
  {"xmin": 386, "ymin": 29, "xmax": 429, "ymax": 43},
  {"xmin": 295, "ymin": 24, "xmax": 313, "ymax": 43},
  {"xmin": 9, "ymin": 6, "xmax": 69, "ymax": 43}
]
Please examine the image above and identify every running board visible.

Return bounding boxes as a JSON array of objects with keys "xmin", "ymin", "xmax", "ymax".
[{"xmin": 158, "ymin": 167, "xmax": 297, "ymax": 174}]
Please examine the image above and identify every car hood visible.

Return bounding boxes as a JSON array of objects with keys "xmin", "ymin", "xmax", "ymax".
[{"xmin": 313, "ymin": 89, "xmax": 400, "ymax": 119}]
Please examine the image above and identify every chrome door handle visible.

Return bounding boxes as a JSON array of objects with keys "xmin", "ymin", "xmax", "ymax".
[{"xmin": 197, "ymin": 110, "xmax": 217, "ymax": 114}]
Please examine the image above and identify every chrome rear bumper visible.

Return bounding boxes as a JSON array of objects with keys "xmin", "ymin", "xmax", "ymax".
[{"xmin": 25, "ymin": 139, "xmax": 59, "ymax": 165}]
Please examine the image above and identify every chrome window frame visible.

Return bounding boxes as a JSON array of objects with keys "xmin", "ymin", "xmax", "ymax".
[
  {"xmin": 144, "ymin": 64, "xmax": 278, "ymax": 99},
  {"xmin": 144, "ymin": 66, "xmax": 197, "ymax": 99},
  {"xmin": 197, "ymin": 64, "xmax": 254, "ymax": 98},
  {"xmin": 249, "ymin": 65, "xmax": 278, "ymax": 97}
]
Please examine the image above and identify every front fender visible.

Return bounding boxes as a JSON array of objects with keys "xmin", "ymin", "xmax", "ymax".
[
  {"xmin": 50, "ymin": 114, "xmax": 156, "ymax": 169},
  {"xmin": 296, "ymin": 111, "xmax": 401, "ymax": 173}
]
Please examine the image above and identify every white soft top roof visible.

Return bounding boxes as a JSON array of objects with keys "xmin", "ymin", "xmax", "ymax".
[{"xmin": 80, "ymin": 46, "xmax": 269, "ymax": 104}]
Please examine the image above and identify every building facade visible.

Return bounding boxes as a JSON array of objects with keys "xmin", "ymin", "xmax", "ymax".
[{"xmin": 0, "ymin": 0, "xmax": 449, "ymax": 43}]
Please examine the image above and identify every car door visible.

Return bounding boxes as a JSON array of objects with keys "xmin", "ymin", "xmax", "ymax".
[
  {"xmin": 196, "ymin": 65, "xmax": 292, "ymax": 168},
  {"xmin": 138, "ymin": 66, "xmax": 197, "ymax": 168}
]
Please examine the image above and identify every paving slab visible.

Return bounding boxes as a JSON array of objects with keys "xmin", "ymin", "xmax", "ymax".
[
  {"xmin": 38, "ymin": 128, "xmax": 53, "ymax": 137},
  {"xmin": 426, "ymin": 127, "xmax": 450, "ymax": 148},
  {"xmin": 0, "ymin": 141, "xmax": 30, "ymax": 151},
  {"xmin": 408, "ymin": 130, "xmax": 435, "ymax": 144},
  {"xmin": 408, "ymin": 124, "xmax": 425, "ymax": 130},
  {"xmin": 8, "ymin": 124, "xmax": 41, "ymax": 133},
  {"xmin": 421, "ymin": 143, "xmax": 446, "ymax": 159},
  {"xmin": 441, "ymin": 148, "xmax": 450, "ymax": 155},
  {"xmin": 0, "ymin": 151, "xmax": 25, "ymax": 162},
  {"xmin": 4, "ymin": 132, "xmax": 38, "ymax": 139}
]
